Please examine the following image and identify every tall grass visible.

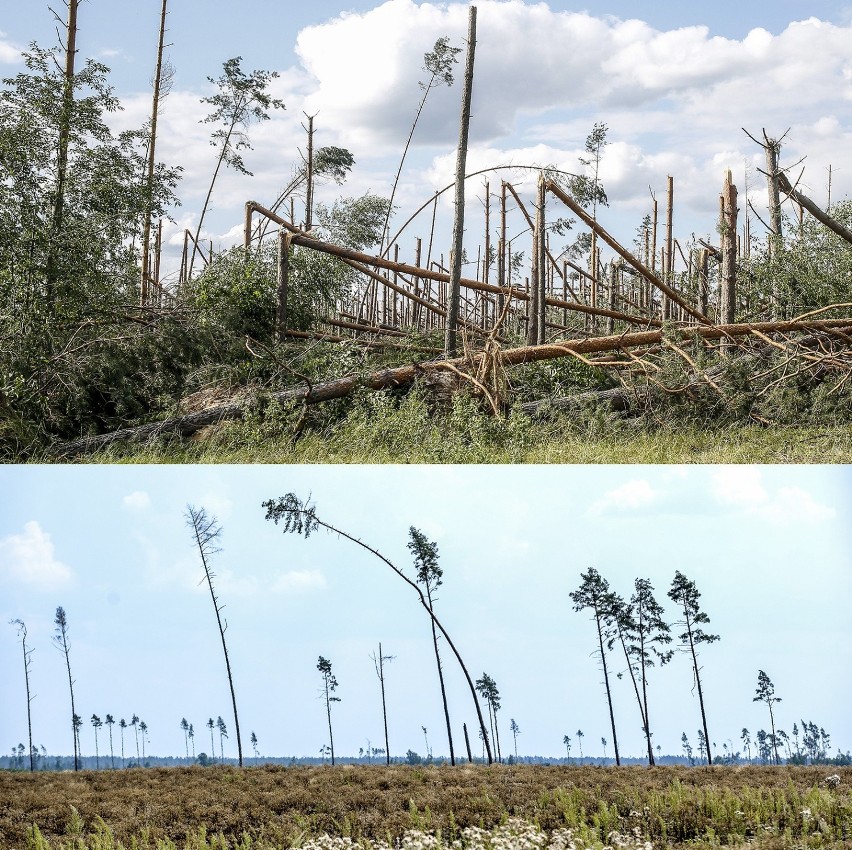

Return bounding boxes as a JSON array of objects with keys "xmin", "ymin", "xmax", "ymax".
[
  {"xmin": 87, "ymin": 390, "xmax": 852, "ymax": 464},
  {"xmin": 6, "ymin": 765, "xmax": 850, "ymax": 850}
]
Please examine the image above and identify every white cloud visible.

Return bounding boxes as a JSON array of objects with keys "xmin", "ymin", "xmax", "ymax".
[
  {"xmin": 761, "ymin": 486, "xmax": 836, "ymax": 523},
  {"xmin": 710, "ymin": 467, "xmax": 768, "ymax": 507},
  {"xmin": 104, "ymin": 3, "xmax": 852, "ymax": 282},
  {"xmin": 194, "ymin": 491, "xmax": 233, "ymax": 521},
  {"xmin": 0, "ymin": 521, "xmax": 73, "ymax": 589},
  {"xmin": 710, "ymin": 468, "xmax": 834, "ymax": 522},
  {"xmin": 123, "ymin": 491, "xmax": 151, "ymax": 510},
  {"xmin": 270, "ymin": 569, "xmax": 328, "ymax": 593},
  {"xmin": 0, "ymin": 32, "xmax": 22, "ymax": 64},
  {"xmin": 215, "ymin": 569, "xmax": 260, "ymax": 597},
  {"xmin": 589, "ymin": 479, "xmax": 659, "ymax": 516}
]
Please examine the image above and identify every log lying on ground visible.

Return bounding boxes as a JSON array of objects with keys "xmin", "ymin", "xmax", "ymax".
[{"xmin": 54, "ymin": 317, "xmax": 852, "ymax": 458}]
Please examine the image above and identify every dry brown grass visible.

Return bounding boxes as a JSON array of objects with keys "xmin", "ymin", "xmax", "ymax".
[{"xmin": 1, "ymin": 764, "xmax": 850, "ymax": 849}]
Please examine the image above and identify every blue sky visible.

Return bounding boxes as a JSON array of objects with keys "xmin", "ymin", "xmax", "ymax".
[
  {"xmin": 3, "ymin": 0, "xmax": 852, "ymax": 283},
  {"xmin": 2, "ymin": 464, "xmax": 850, "ymax": 761}
]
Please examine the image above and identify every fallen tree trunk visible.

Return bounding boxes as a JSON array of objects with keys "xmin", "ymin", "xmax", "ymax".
[
  {"xmin": 54, "ymin": 317, "xmax": 852, "ymax": 457},
  {"xmin": 246, "ymin": 201, "xmax": 661, "ymax": 328},
  {"xmin": 777, "ymin": 172, "xmax": 852, "ymax": 246}
]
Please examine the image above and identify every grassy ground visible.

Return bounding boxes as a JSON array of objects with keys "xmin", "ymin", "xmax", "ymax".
[
  {"xmin": 3, "ymin": 764, "xmax": 850, "ymax": 849},
  {"xmin": 89, "ymin": 417, "xmax": 852, "ymax": 464}
]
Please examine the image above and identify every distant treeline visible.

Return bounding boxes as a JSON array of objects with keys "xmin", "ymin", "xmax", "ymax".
[{"xmin": 2, "ymin": 751, "xmax": 850, "ymax": 771}]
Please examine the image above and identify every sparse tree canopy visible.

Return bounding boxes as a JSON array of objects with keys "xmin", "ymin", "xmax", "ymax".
[{"xmin": 186, "ymin": 505, "xmax": 244, "ymax": 766}]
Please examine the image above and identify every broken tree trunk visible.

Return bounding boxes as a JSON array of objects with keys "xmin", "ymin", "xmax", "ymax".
[
  {"xmin": 536, "ymin": 173, "xmax": 547, "ymax": 343},
  {"xmin": 245, "ymin": 200, "xmax": 661, "ymax": 328},
  {"xmin": 665, "ymin": 175, "xmax": 674, "ymax": 320},
  {"xmin": 777, "ymin": 172, "xmax": 852, "ymax": 246},
  {"xmin": 141, "ymin": 0, "xmax": 169, "ymax": 306},
  {"xmin": 720, "ymin": 170, "xmax": 738, "ymax": 330},
  {"xmin": 46, "ymin": 0, "xmax": 79, "ymax": 307},
  {"xmin": 545, "ymin": 180, "xmax": 710, "ymax": 324},
  {"xmin": 276, "ymin": 230, "xmax": 291, "ymax": 342},
  {"xmin": 54, "ymin": 317, "xmax": 852, "ymax": 457},
  {"xmin": 446, "ymin": 5, "xmax": 477, "ymax": 357}
]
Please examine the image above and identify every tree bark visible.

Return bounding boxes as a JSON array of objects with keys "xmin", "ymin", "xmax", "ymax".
[
  {"xmin": 55, "ymin": 317, "xmax": 852, "ymax": 457},
  {"xmin": 378, "ymin": 644, "xmax": 391, "ymax": 765},
  {"xmin": 445, "ymin": 6, "xmax": 477, "ymax": 356},
  {"xmin": 546, "ymin": 180, "xmax": 709, "ymax": 323},
  {"xmin": 664, "ymin": 175, "xmax": 674, "ymax": 320},
  {"xmin": 140, "ymin": 0, "xmax": 168, "ymax": 305},
  {"xmin": 777, "ymin": 172, "xmax": 852, "ymax": 246},
  {"xmin": 46, "ymin": 0, "xmax": 79, "ymax": 305},
  {"xmin": 276, "ymin": 230, "xmax": 291, "ymax": 342},
  {"xmin": 426, "ymin": 586, "xmax": 456, "ymax": 765},
  {"xmin": 594, "ymin": 606, "xmax": 621, "ymax": 766},
  {"xmin": 720, "ymin": 170, "xmax": 738, "ymax": 353}
]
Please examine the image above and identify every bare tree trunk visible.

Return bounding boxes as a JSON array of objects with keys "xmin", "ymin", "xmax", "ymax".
[
  {"xmin": 685, "ymin": 619, "xmax": 712, "ymax": 765},
  {"xmin": 187, "ymin": 508, "xmax": 244, "ymax": 767},
  {"xmin": 427, "ymin": 586, "xmax": 456, "ymax": 765},
  {"xmin": 764, "ymin": 133, "xmax": 783, "ymax": 317},
  {"xmin": 141, "ymin": 0, "xmax": 168, "ymax": 305},
  {"xmin": 527, "ymin": 190, "xmax": 540, "ymax": 345},
  {"xmin": 536, "ymin": 173, "xmax": 546, "ymax": 343},
  {"xmin": 664, "ymin": 175, "xmax": 674, "ymax": 320},
  {"xmin": 46, "ymin": 0, "xmax": 79, "ymax": 305},
  {"xmin": 324, "ymin": 679, "xmax": 335, "ymax": 765},
  {"xmin": 592, "ymin": 608, "xmax": 620, "ymax": 766},
  {"xmin": 378, "ymin": 643, "xmax": 391, "ymax": 765},
  {"xmin": 304, "ymin": 113, "xmax": 314, "ymax": 231},
  {"xmin": 720, "ymin": 171, "xmax": 738, "ymax": 353},
  {"xmin": 277, "ymin": 230, "xmax": 291, "ymax": 342},
  {"xmin": 445, "ymin": 6, "xmax": 477, "ymax": 356},
  {"xmin": 697, "ymin": 248, "xmax": 709, "ymax": 318}
]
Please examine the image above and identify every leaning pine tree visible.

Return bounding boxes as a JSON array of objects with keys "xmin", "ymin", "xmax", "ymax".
[
  {"xmin": 621, "ymin": 579, "xmax": 672, "ymax": 766},
  {"xmin": 262, "ymin": 493, "xmax": 494, "ymax": 763},
  {"xmin": 408, "ymin": 528, "xmax": 456, "ymax": 765},
  {"xmin": 186, "ymin": 505, "xmax": 243, "ymax": 766},
  {"xmin": 570, "ymin": 568, "xmax": 621, "ymax": 765},
  {"xmin": 667, "ymin": 571, "xmax": 719, "ymax": 765}
]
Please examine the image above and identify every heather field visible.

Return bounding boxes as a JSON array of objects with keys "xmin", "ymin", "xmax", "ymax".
[{"xmin": 2, "ymin": 764, "xmax": 850, "ymax": 850}]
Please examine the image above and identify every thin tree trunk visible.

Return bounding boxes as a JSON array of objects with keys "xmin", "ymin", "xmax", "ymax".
[
  {"xmin": 59, "ymin": 631, "xmax": 79, "ymax": 771},
  {"xmin": 325, "ymin": 682, "xmax": 335, "ymax": 765},
  {"xmin": 445, "ymin": 6, "xmax": 477, "ymax": 356},
  {"xmin": 594, "ymin": 608, "xmax": 620, "ymax": 766},
  {"xmin": 268, "ymin": 510, "xmax": 494, "ymax": 764},
  {"xmin": 190, "ymin": 516, "xmax": 244, "ymax": 767},
  {"xmin": 46, "ymin": 0, "xmax": 79, "ymax": 305},
  {"xmin": 665, "ymin": 175, "xmax": 674, "ymax": 320},
  {"xmin": 720, "ymin": 170, "xmax": 738, "ymax": 353},
  {"xmin": 426, "ymin": 587, "xmax": 455, "ymax": 765},
  {"xmin": 768, "ymin": 702, "xmax": 780, "ymax": 765},
  {"xmin": 16, "ymin": 625, "xmax": 35, "ymax": 772},
  {"xmin": 684, "ymin": 616, "xmax": 712, "ymax": 765},
  {"xmin": 140, "ymin": 0, "xmax": 168, "ymax": 305},
  {"xmin": 277, "ymin": 230, "xmax": 291, "ymax": 341},
  {"xmin": 304, "ymin": 114, "xmax": 314, "ymax": 231},
  {"xmin": 493, "ymin": 706, "xmax": 502, "ymax": 762},
  {"xmin": 536, "ymin": 173, "xmax": 546, "ymax": 343},
  {"xmin": 378, "ymin": 643, "xmax": 391, "ymax": 765}
]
